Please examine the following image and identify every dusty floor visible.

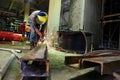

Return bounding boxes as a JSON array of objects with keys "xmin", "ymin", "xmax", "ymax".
[{"xmin": 0, "ymin": 41, "xmax": 116, "ymax": 80}]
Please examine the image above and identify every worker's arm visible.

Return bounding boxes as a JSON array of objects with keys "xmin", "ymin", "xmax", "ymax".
[{"xmin": 35, "ymin": 27, "xmax": 42, "ymax": 37}]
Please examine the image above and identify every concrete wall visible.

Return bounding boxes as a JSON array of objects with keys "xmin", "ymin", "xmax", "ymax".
[
  {"xmin": 69, "ymin": 0, "xmax": 85, "ymax": 30},
  {"xmin": 83, "ymin": 0, "xmax": 102, "ymax": 49},
  {"xmin": 59, "ymin": 0, "xmax": 70, "ymax": 31},
  {"xmin": 69, "ymin": 0, "xmax": 102, "ymax": 49},
  {"xmin": 47, "ymin": 0, "xmax": 62, "ymax": 46},
  {"xmin": 60, "ymin": 0, "xmax": 70, "ymax": 25}
]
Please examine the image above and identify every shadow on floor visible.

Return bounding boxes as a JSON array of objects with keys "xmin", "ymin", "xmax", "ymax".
[{"xmin": 70, "ymin": 71, "xmax": 115, "ymax": 80}]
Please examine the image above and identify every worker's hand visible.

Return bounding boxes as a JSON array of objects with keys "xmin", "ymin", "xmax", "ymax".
[
  {"xmin": 35, "ymin": 28, "xmax": 43, "ymax": 37},
  {"xmin": 40, "ymin": 34, "xmax": 43, "ymax": 38},
  {"xmin": 40, "ymin": 37, "xmax": 44, "ymax": 42}
]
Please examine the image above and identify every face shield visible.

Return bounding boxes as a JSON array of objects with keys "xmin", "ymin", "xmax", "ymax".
[{"xmin": 37, "ymin": 15, "xmax": 48, "ymax": 24}]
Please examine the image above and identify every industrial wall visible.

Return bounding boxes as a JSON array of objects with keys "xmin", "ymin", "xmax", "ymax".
[
  {"xmin": 83, "ymin": 0, "xmax": 102, "ymax": 49},
  {"xmin": 47, "ymin": 0, "xmax": 102, "ymax": 49},
  {"xmin": 69, "ymin": 0, "xmax": 85, "ymax": 30},
  {"xmin": 69, "ymin": 0, "xmax": 102, "ymax": 49}
]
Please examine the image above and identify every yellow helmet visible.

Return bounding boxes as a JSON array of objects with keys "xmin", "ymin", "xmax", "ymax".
[{"xmin": 37, "ymin": 11, "xmax": 48, "ymax": 24}]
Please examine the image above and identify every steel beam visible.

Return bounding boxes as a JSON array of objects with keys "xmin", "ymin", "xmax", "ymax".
[{"xmin": 82, "ymin": 52, "xmax": 120, "ymax": 75}]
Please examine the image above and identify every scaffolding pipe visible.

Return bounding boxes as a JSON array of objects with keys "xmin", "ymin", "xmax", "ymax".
[
  {"xmin": 0, "ymin": 48, "xmax": 22, "ymax": 59},
  {"xmin": 103, "ymin": 19, "xmax": 120, "ymax": 23},
  {"xmin": 101, "ymin": 0, "xmax": 105, "ymax": 18},
  {"xmin": 103, "ymin": 13, "xmax": 120, "ymax": 18}
]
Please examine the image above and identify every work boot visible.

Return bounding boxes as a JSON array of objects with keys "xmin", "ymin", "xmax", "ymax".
[{"xmin": 30, "ymin": 42, "xmax": 35, "ymax": 50}]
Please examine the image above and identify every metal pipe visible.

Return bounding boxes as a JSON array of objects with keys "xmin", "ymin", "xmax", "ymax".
[
  {"xmin": 0, "ymin": 48, "xmax": 21, "ymax": 52},
  {"xmin": 103, "ymin": 13, "xmax": 120, "ymax": 18},
  {"xmin": 103, "ymin": 19, "xmax": 120, "ymax": 23},
  {"xmin": 0, "ymin": 48, "xmax": 22, "ymax": 59}
]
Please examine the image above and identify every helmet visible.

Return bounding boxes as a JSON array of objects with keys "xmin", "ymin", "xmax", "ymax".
[{"xmin": 37, "ymin": 11, "xmax": 48, "ymax": 24}]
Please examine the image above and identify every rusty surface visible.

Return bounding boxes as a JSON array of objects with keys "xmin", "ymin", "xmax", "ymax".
[
  {"xmin": 84, "ymin": 50, "xmax": 120, "ymax": 56},
  {"xmin": 20, "ymin": 44, "xmax": 50, "ymax": 80},
  {"xmin": 21, "ymin": 60, "xmax": 49, "ymax": 77},
  {"xmin": 65, "ymin": 50, "xmax": 120, "ymax": 65},
  {"xmin": 81, "ymin": 50, "xmax": 120, "ymax": 75},
  {"xmin": 65, "ymin": 50, "xmax": 120, "ymax": 75},
  {"xmin": 21, "ymin": 44, "xmax": 48, "ymax": 60}
]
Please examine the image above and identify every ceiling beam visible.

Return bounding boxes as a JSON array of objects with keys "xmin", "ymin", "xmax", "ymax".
[
  {"xmin": 0, "ymin": 10, "xmax": 16, "ymax": 16},
  {"xmin": 9, "ymin": 0, "xmax": 24, "ymax": 10}
]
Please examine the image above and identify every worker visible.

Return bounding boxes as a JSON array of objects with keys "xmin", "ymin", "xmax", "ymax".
[
  {"xmin": 25, "ymin": 25, "xmax": 31, "ymax": 41},
  {"xmin": 19, "ymin": 21, "xmax": 26, "ymax": 37},
  {"xmin": 28, "ymin": 10, "xmax": 48, "ymax": 50},
  {"xmin": 6, "ymin": 17, "xmax": 11, "ymax": 32}
]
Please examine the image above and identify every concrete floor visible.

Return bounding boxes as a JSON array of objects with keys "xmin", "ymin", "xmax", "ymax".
[
  {"xmin": 0, "ymin": 50, "xmax": 15, "ymax": 80},
  {"xmin": 0, "ymin": 41, "xmax": 115, "ymax": 80}
]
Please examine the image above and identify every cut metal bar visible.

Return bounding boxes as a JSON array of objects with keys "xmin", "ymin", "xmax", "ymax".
[
  {"xmin": 20, "ymin": 44, "xmax": 50, "ymax": 80},
  {"xmin": 103, "ymin": 19, "xmax": 120, "ymax": 23},
  {"xmin": 82, "ymin": 56, "xmax": 120, "ymax": 75},
  {"xmin": 65, "ymin": 50, "xmax": 120, "ymax": 65},
  {"xmin": 22, "ymin": 44, "xmax": 48, "ymax": 60},
  {"xmin": 103, "ymin": 13, "xmax": 120, "ymax": 18},
  {"xmin": 80, "ymin": 50, "xmax": 120, "ymax": 75},
  {"xmin": 65, "ymin": 54, "xmax": 120, "ymax": 66}
]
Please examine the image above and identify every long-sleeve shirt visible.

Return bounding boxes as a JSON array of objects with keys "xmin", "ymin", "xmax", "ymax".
[{"xmin": 28, "ymin": 10, "xmax": 40, "ymax": 25}]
